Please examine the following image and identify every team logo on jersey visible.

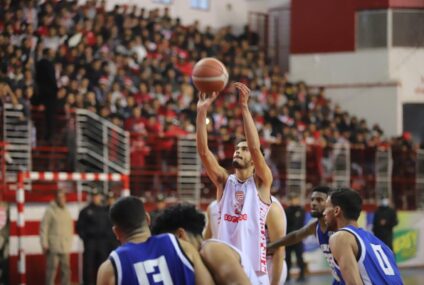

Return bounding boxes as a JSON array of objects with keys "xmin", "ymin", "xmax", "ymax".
[{"xmin": 234, "ymin": 191, "xmax": 245, "ymax": 215}]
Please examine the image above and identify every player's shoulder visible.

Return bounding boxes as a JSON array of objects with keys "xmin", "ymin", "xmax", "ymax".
[{"xmin": 329, "ymin": 229, "xmax": 356, "ymax": 245}]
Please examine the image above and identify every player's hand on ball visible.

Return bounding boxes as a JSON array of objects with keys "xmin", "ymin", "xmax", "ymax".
[
  {"xmin": 233, "ymin": 82, "xmax": 250, "ymax": 107},
  {"xmin": 197, "ymin": 91, "xmax": 219, "ymax": 111}
]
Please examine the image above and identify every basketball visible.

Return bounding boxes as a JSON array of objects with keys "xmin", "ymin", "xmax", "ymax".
[{"xmin": 191, "ymin": 57, "xmax": 229, "ymax": 93}]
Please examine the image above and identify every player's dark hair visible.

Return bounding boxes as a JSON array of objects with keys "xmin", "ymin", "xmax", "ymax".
[
  {"xmin": 151, "ymin": 203, "xmax": 205, "ymax": 237},
  {"xmin": 312, "ymin": 185, "xmax": 332, "ymax": 195},
  {"xmin": 330, "ymin": 188, "xmax": 362, "ymax": 220},
  {"xmin": 110, "ymin": 196, "xmax": 147, "ymax": 235}
]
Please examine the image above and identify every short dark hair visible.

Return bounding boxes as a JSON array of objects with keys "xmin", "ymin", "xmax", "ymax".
[
  {"xmin": 235, "ymin": 138, "xmax": 264, "ymax": 156},
  {"xmin": 330, "ymin": 188, "xmax": 362, "ymax": 220},
  {"xmin": 110, "ymin": 196, "xmax": 147, "ymax": 235},
  {"xmin": 312, "ymin": 185, "xmax": 331, "ymax": 195},
  {"xmin": 151, "ymin": 204, "xmax": 205, "ymax": 237}
]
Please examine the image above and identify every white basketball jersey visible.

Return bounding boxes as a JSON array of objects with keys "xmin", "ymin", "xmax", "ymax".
[
  {"xmin": 207, "ymin": 200, "xmax": 219, "ymax": 239},
  {"xmin": 217, "ymin": 174, "xmax": 270, "ymax": 277}
]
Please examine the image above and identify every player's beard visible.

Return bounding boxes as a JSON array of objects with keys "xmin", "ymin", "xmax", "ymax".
[{"xmin": 232, "ymin": 158, "xmax": 244, "ymax": 169}]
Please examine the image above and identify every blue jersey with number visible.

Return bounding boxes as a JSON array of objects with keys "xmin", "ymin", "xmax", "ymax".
[
  {"xmin": 332, "ymin": 225, "xmax": 403, "ymax": 285},
  {"xmin": 315, "ymin": 222, "xmax": 344, "ymax": 285},
  {"xmin": 109, "ymin": 234, "xmax": 195, "ymax": 285}
]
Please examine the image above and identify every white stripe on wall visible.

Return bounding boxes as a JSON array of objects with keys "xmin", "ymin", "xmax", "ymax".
[
  {"xmin": 9, "ymin": 235, "xmax": 83, "ymax": 256},
  {"xmin": 10, "ymin": 203, "xmax": 85, "ymax": 221}
]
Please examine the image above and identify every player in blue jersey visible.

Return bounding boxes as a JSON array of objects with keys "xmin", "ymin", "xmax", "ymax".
[
  {"xmin": 267, "ymin": 186, "xmax": 343, "ymax": 284},
  {"xmin": 96, "ymin": 196, "xmax": 214, "ymax": 285},
  {"xmin": 152, "ymin": 203, "xmax": 253, "ymax": 285},
  {"xmin": 324, "ymin": 188, "xmax": 403, "ymax": 285}
]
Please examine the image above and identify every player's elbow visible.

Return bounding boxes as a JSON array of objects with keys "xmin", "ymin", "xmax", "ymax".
[{"xmin": 197, "ymin": 150, "xmax": 209, "ymax": 160}]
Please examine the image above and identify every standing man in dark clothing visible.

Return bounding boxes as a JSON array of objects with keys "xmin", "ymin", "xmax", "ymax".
[
  {"xmin": 104, "ymin": 192, "xmax": 119, "ymax": 255},
  {"xmin": 76, "ymin": 189, "xmax": 109, "ymax": 285},
  {"xmin": 35, "ymin": 48, "xmax": 58, "ymax": 142},
  {"xmin": 285, "ymin": 195, "xmax": 306, "ymax": 282},
  {"xmin": 373, "ymin": 198, "xmax": 398, "ymax": 250},
  {"xmin": 149, "ymin": 193, "xmax": 167, "ymax": 228}
]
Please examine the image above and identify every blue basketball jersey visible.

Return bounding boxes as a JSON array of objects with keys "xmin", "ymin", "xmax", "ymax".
[
  {"xmin": 109, "ymin": 234, "xmax": 195, "ymax": 285},
  {"xmin": 315, "ymin": 222, "xmax": 344, "ymax": 285},
  {"xmin": 332, "ymin": 225, "xmax": 403, "ymax": 285}
]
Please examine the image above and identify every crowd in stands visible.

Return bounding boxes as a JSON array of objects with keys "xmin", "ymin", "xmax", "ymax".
[{"xmin": 0, "ymin": 0, "xmax": 421, "ymax": 205}]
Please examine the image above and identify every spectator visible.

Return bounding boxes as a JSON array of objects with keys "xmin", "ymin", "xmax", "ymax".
[
  {"xmin": 35, "ymin": 48, "xmax": 58, "ymax": 142},
  {"xmin": 149, "ymin": 194, "xmax": 167, "ymax": 227},
  {"xmin": 76, "ymin": 189, "xmax": 109, "ymax": 285},
  {"xmin": 285, "ymin": 195, "xmax": 306, "ymax": 282},
  {"xmin": 39, "ymin": 190, "xmax": 73, "ymax": 285},
  {"xmin": 372, "ymin": 198, "xmax": 398, "ymax": 250},
  {"xmin": 104, "ymin": 192, "xmax": 119, "ymax": 255}
]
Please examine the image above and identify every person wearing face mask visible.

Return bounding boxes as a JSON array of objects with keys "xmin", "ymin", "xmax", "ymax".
[{"xmin": 372, "ymin": 198, "xmax": 398, "ymax": 251}]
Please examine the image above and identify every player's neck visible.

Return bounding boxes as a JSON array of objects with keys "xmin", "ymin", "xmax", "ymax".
[
  {"xmin": 235, "ymin": 168, "xmax": 253, "ymax": 182},
  {"xmin": 125, "ymin": 228, "xmax": 151, "ymax": 244},
  {"xmin": 337, "ymin": 218, "xmax": 358, "ymax": 229}
]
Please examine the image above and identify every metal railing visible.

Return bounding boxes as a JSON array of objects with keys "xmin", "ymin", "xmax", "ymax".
[
  {"xmin": 75, "ymin": 109, "xmax": 130, "ymax": 176},
  {"xmin": 2, "ymin": 103, "xmax": 32, "ymax": 182},
  {"xmin": 177, "ymin": 137, "xmax": 201, "ymax": 204}
]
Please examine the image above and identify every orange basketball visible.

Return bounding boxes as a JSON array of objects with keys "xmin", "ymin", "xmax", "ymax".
[{"xmin": 191, "ymin": 58, "xmax": 229, "ymax": 93}]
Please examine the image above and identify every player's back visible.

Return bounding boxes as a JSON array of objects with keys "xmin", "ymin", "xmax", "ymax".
[
  {"xmin": 109, "ymin": 233, "xmax": 195, "ymax": 285},
  {"xmin": 340, "ymin": 225, "xmax": 403, "ymax": 285}
]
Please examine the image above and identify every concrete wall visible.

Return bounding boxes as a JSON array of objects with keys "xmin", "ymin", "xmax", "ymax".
[
  {"xmin": 290, "ymin": 49, "xmax": 392, "ymax": 84},
  {"xmin": 325, "ymin": 86, "xmax": 400, "ymax": 136},
  {"xmin": 389, "ymin": 48, "xmax": 424, "ymax": 103},
  {"xmin": 290, "ymin": 47, "xmax": 424, "ymax": 136},
  {"xmin": 290, "ymin": 49, "xmax": 402, "ymax": 136}
]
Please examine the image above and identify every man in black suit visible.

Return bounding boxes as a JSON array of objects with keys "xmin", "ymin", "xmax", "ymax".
[
  {"xmin": 373, "ymin": 198, "xmax": 398, "ymax": 250},
  {"xmin": 35, "ymin": 48, "xmax": 58, "ymax": 142}
]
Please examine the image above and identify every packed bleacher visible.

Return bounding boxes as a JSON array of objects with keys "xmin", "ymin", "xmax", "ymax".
[{"xmin": 0, "ymin": 0, "xmax": 421, "ymax": 208}]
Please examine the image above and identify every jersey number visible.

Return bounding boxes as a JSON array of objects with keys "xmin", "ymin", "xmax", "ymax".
[
  {"xmin": 370, "ymin": 244, "xmax": 395, "ymax": 275},
  {"xmin": 134, "ymin": 256, "xmax": 173, "ymax": 285}
]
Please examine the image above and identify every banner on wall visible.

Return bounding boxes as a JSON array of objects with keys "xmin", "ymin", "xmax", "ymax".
[{"xmin": 302, "ymin": 211, "xmax": 424, "ymax": 273}]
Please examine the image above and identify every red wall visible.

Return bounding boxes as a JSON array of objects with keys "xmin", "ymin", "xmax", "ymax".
[
  {"xmin": 290, "ymin": 0, "xmax": 424, "ymax": 54},
  {"xmin": 291, "ymin": 0, "xmax": 356, "ymax": 54},
  {"xmin": 9, "ymin": 254, "xmax": 80, "ymax": 285}
]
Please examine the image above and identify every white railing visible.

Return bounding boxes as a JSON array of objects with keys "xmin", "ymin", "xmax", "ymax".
[
  {"xmin": 177, "ymin": 137, "xmax": 201, "ymax": 204},
  {"xmin": 3, "ymin": 103, "xmax": 32, "ymax": 182},
  {"xmin": 375, "ymin": 148, "xmax": 393, "ymax": 202},
  {"xmin": 75, "ymin": 109, "xmax": 130, "ymax": 176},
  {"xmin": 286, "ymin": 142, "xmax": 306, "ymax": 203},
  {"xmin": 332, "ymin": 142, "xmax": 351, "ymax": 188},
  {"xmin": 416, "ymin": 150, "xmax": 424, "ymax": 210}
]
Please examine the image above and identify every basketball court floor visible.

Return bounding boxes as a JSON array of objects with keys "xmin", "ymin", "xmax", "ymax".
[{"xmin": 287, "ymin": 268, "xmax": 422, "ymax": 284}]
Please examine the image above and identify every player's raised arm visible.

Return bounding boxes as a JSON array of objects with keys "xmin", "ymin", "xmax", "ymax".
[
  {"xmin": 196, "ymin": 92, "xmax": 228, "ymax": 198},
  {"xmin": 329, "ymin": 231, "xmax": 363, "ymax": 285},
  {"xmin": 234, "ymin": 82, "xmax": 272, "ymax": 197},
  {"xmin": 267, "ymin": 219, "xmax": 318, "ymax": 251}
]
